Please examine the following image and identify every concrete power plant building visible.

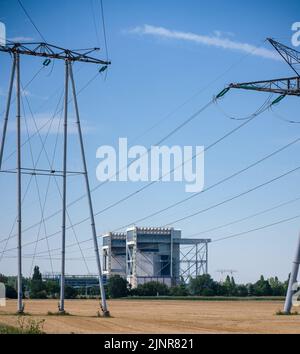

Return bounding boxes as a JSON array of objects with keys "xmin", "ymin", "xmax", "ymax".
[{"xmin": 102, "ymin": 227, "xmax": 211, "ymax": 288}]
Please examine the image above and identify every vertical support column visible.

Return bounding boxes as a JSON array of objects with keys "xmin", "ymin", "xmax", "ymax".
[
  {"xmin": 284, "ymin": 233, "xmax": 300, "ymax": 314},
  {"xmin": 59, "ymin": 59, "xmax": 69, "ymax": 313},
  {"xmin": 126, "ymin": 241, "xmax": 129, "ymax": 279},
  {"xmin": 0, "ymin": 57, "xmax": 16, "ymax": 169},
  {"xmin": 69, "ymin": 63, "xmax": 109, "ymax": 316},
  {"xmin": 16, "ymin": 52, "xmax": 23, "ymax": 314},
  {"xmin": 195, "ymin": 244, "xmax": 198, "ymax": 277},
  {"xmin": 108, "ymin": 234, "xmax": 112, "ymax": 276},
  {"xmin": 205, "ymin": 241, "xmax": 208, "ymax": 274},
  {"xmin": 170, "ymin": 230, "xmax": 173, "ymax": 283},
  {"xmin": 132, "ymin": 228, "xmax": 138, "ymax": 288}
]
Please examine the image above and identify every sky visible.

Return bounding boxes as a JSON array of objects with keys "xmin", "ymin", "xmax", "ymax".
[{"xmin": 0, "ymin": 0, "xmax": 300, "ymax": 283}]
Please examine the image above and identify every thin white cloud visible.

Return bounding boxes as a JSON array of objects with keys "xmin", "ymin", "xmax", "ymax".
[
  {"xmin": 21, "ymin": 88, "xmax": 48, "ymax": 100},
  {"xmin": 129, "ymin": 24, "xmax": 280, "ymax": 61},
  {"xmin": 8, "ymin": 36, "xmax": 35, "ymax": 42},
  {"xmin": 0, "ymin": 86, "xmax": 47, "ymax": 100},
  {"xmin": 8, "ymin": 113, "xmax": 92, "ymax": 135}
]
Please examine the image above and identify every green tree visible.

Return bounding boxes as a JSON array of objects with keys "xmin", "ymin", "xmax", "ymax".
[
  {"xmin": 221, "ymin": 275, "xmax": 238, "ymax": 296},
  {"xmin": 30, "ymin": 266, "xmax": 45, "ymax": 298},
  {"xmin": 107, "ymin": 275, "xmax": 129, "ymax": 298},
  {"xmin": 236, "ymin": 284, "xmax": 248, "ymax": 297},
  {"xmin": 44, "ymin": 281, "xmax": 60, "ymax": 299},
  {"xmin": 269, "ymin": 277, "xmax": 285, "ymax": 296},
  {"xmin": 169, "ymin": 284, "xmax": 189, "ymax": 296},
  {"xmin": 252, "ymin": 275, "xmax": 272, "ymax": 296},
  {"xmin": 135, "ymin": 281, "xmax": 169, "ymax": 296},
  {"xmin": 0, "ymin": 274, "xmax": 8, "ymax": 284},
  {"xmin": 65, "ymin": 286, "xmax": 78, "ymax": 299},
  {"xmin": 5, "ymin": 285, "xmax": 17, "ymax": 299},
  {"xmin": 32, "ymin": 266, "xmax": 42, "ymax": 281},
  {"xmin": 189, "ymin": 274, "xmax": 217, "ymax": 296}
]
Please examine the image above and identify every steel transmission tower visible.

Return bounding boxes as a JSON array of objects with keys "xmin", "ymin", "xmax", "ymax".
[
  {"xmin": 228, "ymin": 38, "xmax": 300, "ymax": 314},
  {"xmin": 0, "ymin": 42, "xmax": 111, "ymax": 316},
  {"xmin": 216, "ymin": 269, "xmax": 237, "ymax": 283}
]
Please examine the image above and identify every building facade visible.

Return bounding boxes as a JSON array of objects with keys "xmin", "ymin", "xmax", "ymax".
[{"xmin": 102, "ymin": 226, "xmax": 210, "ymax": 288}]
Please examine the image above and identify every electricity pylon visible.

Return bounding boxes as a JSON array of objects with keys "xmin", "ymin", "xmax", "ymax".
[
  {"xmin": 228, "ymin": 38, "xmax": 300, "ymax": 314},
  {"xmin": 0, "ymin": 42, "xmax": 111, "ymax": 316},
  {"xmin": 216, "ymin": 269, "xmax": 237, "ymax": 283}
]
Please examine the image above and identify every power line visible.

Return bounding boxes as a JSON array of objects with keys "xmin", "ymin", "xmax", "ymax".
[
  {"xmin": 270, "ymin": 105, "xmax": 300, "ymax": 124},
  {"xmin": 95, "ymin": 94, "xmax": 271, "ymax": 224},
  {"xmin": 0, "ymin": 65, "xmax": 46, "ymax": 117},
  {"xmin": 212, "ymin": 213, "xmax": 300, "ymax": 243},
  {"xmin": 0, "ymin": 82, "xmax": 65, "ymax": 257},
  {"xmin": 90, "ymin": 0, "xmax": 101, "ymax": 47},
  {"xmin": 17, "ymin": 0, "xmax": 47, "ymax": 43},
  {"xmin": 10, "ymin": 211, "xmax": 300, "ymax": 262},
  {"xmin": 22, "ymin": 93, "xmax": 55, "ymax": 275},
  {"xmin": 2, "ymin": 70, "xmax": 100, "ymax": 165},
  {"xmin": 213, "ymin": 92, "xmax": 274, "ymax": 121},
  {"xmin": 185, "ymin": 195, "xmax": 300, "ymax": 238},
  {"xmin": 112, "ymin": 134, "xmax": 300, "ymax": 232},
  {"xmin": 99, "ymin": 0, "xmax": 109, "ymax": 61},
  {"xmin": 3, "ymin": 164, "xmax": 300, "ymax": 257},
  {"xmin": 37, "ymin": 92, "xmax": 270, "ymax": 231},
  {"xmin": 162, "ymin": 165, "xmax": 300, "ymax": 227},
  {"xmin": 21, "ymin": 82, "xmax": 92, "ymax": 275},
  {"xmin": 0, "ymin": 93, "xmax": 273, "ymax": 247},
  {"xmin": 0, "ymin": 42, "xmax": 269, "ymax": 244},
  {"xmin": 16, "ymin": 188, "xmax": 300, "ymax": 258},
  {"xmin": 0, "ymin": 98, "xmax": 214, "ymax": 243}
]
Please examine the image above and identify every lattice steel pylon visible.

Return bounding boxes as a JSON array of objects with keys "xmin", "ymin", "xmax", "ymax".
[
  {"xmin": 228, "ymin": 38, "xmax": 300, "ymax": 314},
  {"xmin": 216, "ymin": 270, "xmax": 237, "ymax": 283},
  {"xmin": 0, "ymin": 42, "xmax": 111, "ymax": 315}
]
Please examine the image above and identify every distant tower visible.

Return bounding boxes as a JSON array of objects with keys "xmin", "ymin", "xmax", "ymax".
[{"xmin": 216, "ymin": 270, "xmax": 237, "ymax": 283}]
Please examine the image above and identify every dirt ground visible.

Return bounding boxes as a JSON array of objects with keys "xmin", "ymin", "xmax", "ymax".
[{"xmin": 0, "ymin": 299, "xmax": 300, "ymax": 334}]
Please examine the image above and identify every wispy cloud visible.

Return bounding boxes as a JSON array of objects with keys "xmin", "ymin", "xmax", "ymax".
[
  {"xmin": 0, "ymin": 86, "xmax": 47, "ymax": 100},
  {"xmin": 8, "ymin": 114, "xmax": 93, "ymax": 135},
  {"xmin": 21, "ymin": 88, "xmax": 48, "ymax": 101},
  {"xmin": 8, "ymin": 36, "xmax": 35, "ymax": 42},
  {"xmin": 129, "ymin": 24, "xmax": 280, "ymax": 61}
]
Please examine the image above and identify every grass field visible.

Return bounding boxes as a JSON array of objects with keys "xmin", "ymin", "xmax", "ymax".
[{"xmin": 0, "ymin": 299, "xmax": 300, "ymax": 334}]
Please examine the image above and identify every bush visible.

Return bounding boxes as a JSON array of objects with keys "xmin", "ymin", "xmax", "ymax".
[
  {"xmin": 5, "ymin": 285, "xmax": 17, "ymax": 299},
  {"xmin": 107, "ymin": 275, "xmax": 128, "ymax": 298},
  {"xmin": 169, "ymin": 284, "xmax": 189, "ymax": 296},
  {"xmin": 189, "ymin": 274, "xmax": 218, "ymax": 296},
  {"xmin": 30, "ymin": 290, "xmax": 47, "ymax": 299},
  {"xmin": 252, "ymin": 276, "xmax": 273, "ymax": 296},
  {"xmin": 236, "ymin": 285, "xmax": 249, "ymax": 297},
  {"xmin": 201, "ymin": 288, "xmax": 215, "ymax": 296},
  {"xmin": 134, "ymin": 281, "xmax": 169, "ymax": 296},
  {"xmin": 0, "ymin": 317, "xmax": 45, "ymax": 334},
  {"xmin": 65, "ymin": 286, "xmax": 78, "ymax": 299},
  {"xmin": 44, "ymin": 281, "xmax": 60, "ymax": 299}
]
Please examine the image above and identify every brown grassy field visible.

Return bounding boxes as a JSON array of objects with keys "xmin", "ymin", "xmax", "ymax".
[{"xmin": 0, "ymin": 299, "xmax": 300, "ymax": 334}]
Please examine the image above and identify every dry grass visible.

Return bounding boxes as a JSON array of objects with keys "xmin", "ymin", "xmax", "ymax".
[{"xmin": 0, "ymin": 299, "xmax": 300, "ymax": 334}]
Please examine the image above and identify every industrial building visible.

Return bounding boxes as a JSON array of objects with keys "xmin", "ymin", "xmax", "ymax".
[
  {"xmin": 102, "ymin": 227, "xmax": 211, "ymax": 288},
  {"xmin": 42, "ymin": 273, "xmax": 103, "ymax": 288}
]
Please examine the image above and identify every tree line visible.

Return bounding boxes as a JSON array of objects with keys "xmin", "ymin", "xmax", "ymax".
[{"xmin": 0, "ymin": 266, "xmax": 289, "ymax": 299}]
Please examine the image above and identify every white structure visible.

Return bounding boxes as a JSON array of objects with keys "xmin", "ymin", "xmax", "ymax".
[{"xmin": 102, "ymin": 226, "xmax": 210, "ymax": 288}]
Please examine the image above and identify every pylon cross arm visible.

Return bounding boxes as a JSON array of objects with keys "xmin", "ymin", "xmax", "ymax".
[
  {"xmin": 0, "ymin": 42, "xmax": 110, "ymax": 65},
  {"xmin": 229, "ymin": 76, "xmax": 300, "ymax": 96}
]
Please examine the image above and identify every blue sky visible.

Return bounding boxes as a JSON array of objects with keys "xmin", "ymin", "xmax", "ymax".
[{"xmin": 0, "ymin": 0, "xmax": 300, "ymax": 283}]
